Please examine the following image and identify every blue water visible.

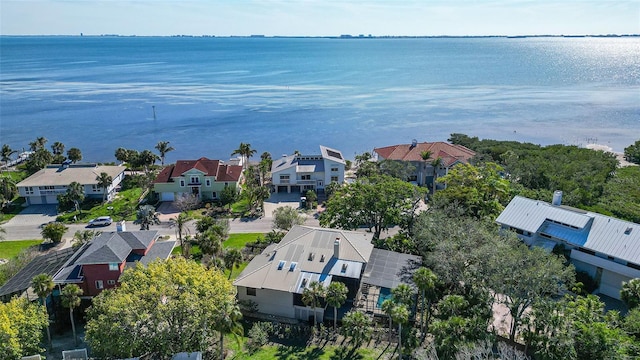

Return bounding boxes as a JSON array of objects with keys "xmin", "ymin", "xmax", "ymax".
[
  {"xmin": 1, "ymin": 36, "xmax": 639, "ymax": 163},
  {"xmin": 377, "ymin": 287, "xmax": 392, "ymax": 309}
]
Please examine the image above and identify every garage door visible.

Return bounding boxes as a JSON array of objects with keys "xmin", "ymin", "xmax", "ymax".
[
  {"xmin": 161, "ymin": 192, "xmax": 175, "ymax": 202},
  {"xmin": 599, "ymin": 270, "xmax": 628, "ymax": 300}
]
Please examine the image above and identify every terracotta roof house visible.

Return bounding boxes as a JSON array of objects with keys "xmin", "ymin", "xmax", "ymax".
[
  {"xmin": 374, "ymin": 141, "xmax": 475, "ymax": 191},
  {"xmin": 234, "ymin": 226, "xmax": 420, "ymax": 323},
  {"xmin": 271, "ymin": 146, "xmax": 346, "ymax": 194},
  {"xmin": 496, "ymin": 193, "xmax": 640, "ymax": 300},
  {"xmin": 153, "ymin": 157, "xmax": 243, "ymax": 202},
  {"xmin": 53, "ymin": 231, "xmax": 175, "ymax": 297},
  {"xmin": 16, "ymin": 163, "xmax": 125, "ymax": 205}
]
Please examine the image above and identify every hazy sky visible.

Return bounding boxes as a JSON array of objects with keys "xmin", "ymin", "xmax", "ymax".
[{"xmin": 1, "ymin": 0, "xmax": 639, "ymax": 36}]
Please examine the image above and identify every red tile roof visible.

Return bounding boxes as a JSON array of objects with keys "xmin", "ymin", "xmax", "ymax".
[
  {"xmin": 374, "ymin": 142, "xmax": 475, "ymax": 167},
  {"xmin": 153, "ymin": 157, "xmax": 243, "ymax": 183}
]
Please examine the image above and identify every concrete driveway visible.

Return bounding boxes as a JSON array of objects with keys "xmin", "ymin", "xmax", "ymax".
[
  {"xmin": 4, "ymin": 205, "xmax": 59, "ymax": 227},
  {"xmin": 264, "ymin": 192, "xmax": 303, "ymax": 218}
]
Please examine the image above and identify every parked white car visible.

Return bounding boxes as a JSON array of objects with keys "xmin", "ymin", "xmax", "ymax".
[{"xmin": 88, "ymin": 216, "xmax": 112, "ymax": 227}]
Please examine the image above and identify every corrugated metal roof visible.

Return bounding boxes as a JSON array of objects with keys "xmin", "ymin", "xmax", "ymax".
[{"xmin": 497, "ymin": 196, "xmax": 640, "ymax": 266}]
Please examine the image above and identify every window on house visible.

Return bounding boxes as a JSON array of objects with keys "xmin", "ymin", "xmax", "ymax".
[
  {"xmin": 206, "ymin": 179, "xmax": 211, "ymax": 187},
  {"xmin": 96, "ymin": 280, "xmax": 104, "ymax": 289},
  {"xmin": 331, "ymin": 176, "xmax": 338, "ymax": 182},
  {"xmin": 246, "ymin": 287, "xmax": 257, "ymax": 296},
  {"xmin": 212, "ymin": 192, "xmax": 217, "ymax": 199},
  {"xmin": 92, "ymin": 184, "xmax": 100, "ymax": 192},
  {"xmin": 25, "ymin": 187, "xmax": 34, "ymax": 195},
  {"xmin": 190, "ymin": 176, "xmax": 199, "ymax": 184},
  {"xmin": 109, "ymin": 263, "xmax": 119, "ymax": 271},
  {"xmin": 331, "ymin": 167, "xmax": 338, "ymax": 172},
  {"xmin": 301, "ymin": 278, "xmax": 308, "ymax": 288},
  {"xmin": 280, "ymin": 175, "xmax": 290, "ymax": 181},
  {"xmin": 107, "ymin": 280, "xmax": 116, "ymax": 285},
  {"xmin": 301, "ymin": 175, "xmax": 311, "ymax": 180},
  {"xmin": 289, "ymin": 262, "xmax": 297, "ymax": 272},
  {"xmin": 277, "ymin": 261, "xmax": 286, "ymax": 270},
  {"xmin": 180, "ymin": 179, "xmax": 185, "ymax": 187},
  {"xmin": 407, "ymin": 175, "xmax": 417, "ymax": 181}
]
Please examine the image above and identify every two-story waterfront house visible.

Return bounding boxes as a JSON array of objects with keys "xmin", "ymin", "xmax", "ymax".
[{"xmin": 271, "ymin": 146, "xmax": 346, "ymax": 194}]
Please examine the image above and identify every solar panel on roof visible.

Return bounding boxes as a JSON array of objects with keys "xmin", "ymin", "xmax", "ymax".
[{"xmin": 326, "ymin": 150, "xmax": 342, "ymax": 159}]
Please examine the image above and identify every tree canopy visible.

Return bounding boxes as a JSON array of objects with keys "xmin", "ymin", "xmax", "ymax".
[
  {"xmin": 0, "ymin": 297, "xmax": 48, "ymax": 359},
  {"xmin": 86, "ymin": 258, "xmax": 239, "ymax": 359}
]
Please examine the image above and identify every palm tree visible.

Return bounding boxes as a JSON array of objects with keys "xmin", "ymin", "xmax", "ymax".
[
  {"xmin": 134, "ymin": 204, "xmax": 160, "ymax": 230},
  {"xmin": 32, "ymin": 274, "xmax": 55, "ymax": 348},
  {"xmin": 223, "ymin": 248, "xmax": 243, "ymax": 279},
  {"xmin": 391, "ymin": 304, "xmax": 409, "ymax": 360},
  {"xmin": 1, "ymin": 144, "xmax": 17, "ymax": 166},
  {"xmin": 51, "ymin": 141, "xmax": 65, "ymax": 155},
  {"xmin": 341, "ymin": 310, "xmax": 373, "ymax": 350},
  {"xmin": 198, "ymin": 230, "xmax": 223, "ymax": 266},
  {"xmin": 420, "ymin": 150, "xmax": 432, "ymax": 187},
  {"xmin": 155, "ymin": 141, "xmax": 175, "ymax": 166},
  {"xmin": 72, "ymin": 230, "xmax": 98, "ymax": 249},
  {"xmin": 325, "ymin": 281, "xmax": 348, "ymax": 330},
  {"xmin": 61, "ymin": 284, "xmax": 83, "ymax": 346},
  {"xmin": 114, "ymin": 147, "xmax": 129, "ymax": 164},
  {"xmin": 29, "ymin": 136, "xmax": 47, "ymax": 151},
  {"xmin": 413, "ymin": 267, "xmax": 437, "ymax": 332},
  {"xmin": 430, "ymin": 157, "xmax": 444, "ymax": 193},
  {"xmin": 381, "ymin": 299, "xmax": 395, "ymax": 342},
  {"xmin": 301, "ymin": 281, "xmax": 326, "ymax": 328},
  {"xmin": 231, "ymin": 142, "xmax": 257, "ymax": 170},
  {"xmin": 67, "ymin": 181, "xmax": 85, "ymax": 213},
  {"xmin": 66, "ymin": 147, "xmax": 82, "ymax": 163},
  {"xmin": 170, "ymin": 212, "xmax": 191, "ymax": 258},
  {"xmin": 392, "ymin": 284, "xmax": 415, "ymax": 308},
  {"xmin": 213, "ymin": 301, "xmax": 243, "ymax": 360},
  {"xmin": 95, "ymin": 172, "xmax": 113, "ymax": 203},
  {"xmin": 139, "ymin": 149, "xmax": 159, "ymax": 171},
  {"xmin": 0, "ymin": 176, "xmax": 17, "ymax": 208}
]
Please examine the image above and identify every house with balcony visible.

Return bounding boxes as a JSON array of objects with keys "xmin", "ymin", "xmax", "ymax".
[
  {"xmin": 374, "ymin": 140, "xmax": 475, "ymax": 191},
  {"xmin": 234, "ymin": 226, "xmax": 420, "ymax": 323},
  {"xmin": 16, "ymin": 163, "xmax": 125, "ymax": 205},
  {"xmin": 496, "ymin": 193, "xmax": 640, "ymax": 300},
  {"xmin": 53, "ymin": 231, "xmax": 175, "ymax": 297},
  {"xmin": 153, "ymin": 157, "xmax": 243, "ymax": 202},
  {"xmin": 271, "ymin": 146, "xmax": 346, "ymax": 194}
]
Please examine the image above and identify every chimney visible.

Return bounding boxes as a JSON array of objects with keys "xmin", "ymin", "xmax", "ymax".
[
  {"xmin": 334, "ymin": 238, "xmax": 340, "ymax": 259},
  {"xmin": 552, "ymin": 190, "xmax": 563, "ymax": 206}
]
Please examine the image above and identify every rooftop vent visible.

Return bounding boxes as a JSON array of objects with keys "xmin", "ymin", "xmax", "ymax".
[
  {"xmin": 341, "ymin": 263, "xmax": 348, "ymax": 273},
  {"xmin": 625, "ymin": 227, "xmax": 633, "ymax": 235},
  {"xmin": 334, "ymin": 238, "xmax": 340, "ymax": 259},
  {"xmin": 320, "ymin": 254, "xmax": 325, "ymax": 262},
  {"xmin": 410, "ymin": 139, "xmax": 417, "ymax": 148},
  {"xmin": 552, "ymin": 190, "xmax": 563, "ymax": 206},
  {"xmin": 277, "ymin": 261, "xmax": 286, "ymax": 270},
  {"xmin": 308, "ymin": 253, "xmax": 315, "ymax": 261}
]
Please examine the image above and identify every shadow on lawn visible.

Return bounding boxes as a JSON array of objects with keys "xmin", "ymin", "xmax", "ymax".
[{"xmin": 275, "ymin": 343, "xmax": 326, "ymax": 359}]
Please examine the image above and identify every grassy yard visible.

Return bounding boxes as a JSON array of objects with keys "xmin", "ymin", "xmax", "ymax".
[
  {"xmin": 0, "ymin": 240, "xmax": 42, "ymax": 259},
  {"xmin": 0, "ymin": 197, "xmax": 26, "ymax": 222},
  {"xmin": 229, "ymin": 339, "xmax": 384, "ymax": 360},
  {"xmin": 56, "ymin": 188, "xmax": 142, "ymax": 223},
  {"xmin": 224, "ymin": 233, "xmax": 263, "ymax": 249}
]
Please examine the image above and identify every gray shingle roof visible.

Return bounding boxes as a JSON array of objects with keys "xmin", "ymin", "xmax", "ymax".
[{"xmin": 497, "ymin": 196, "xmax": 640, "ymax": 266}]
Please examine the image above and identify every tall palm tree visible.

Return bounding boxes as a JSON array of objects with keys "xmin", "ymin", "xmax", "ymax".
[
  {"xmin": 114, "ymin": 147, "xmax": 129, "ymax": 164},
  {"xmin": 430, "ymin": 156, "xmax": 444, "ymax": 193},
  {"xmin": 420, "ymin": 150, "xmax": 432, "ymax": 187},
  {"xmin": 1, "ymin": 144, "xmax": 17, "ymax": 166},
  {"xmin": 381, "ymin": 298, "xmax": 395, "ymax": 342},
  {"xmin": 61, "ymin": 284, "xmax": 83, "ymax": 346},
  {"xmin": 213, "ymin": 301, "xmax": 243, "ymax": 360},
  {"xmin": 134, "ymin": 204, "xmax": 160, "ymax": 230},
  {"xmin": 170, "ymin": 212, "xmax": 191, "ymax": 258},
  {"xmin": 413, "ymin": 267, "xmax": 437, "ymax": 333},
  {"xmin": 51, "ymin": 141, "xmax": 65, "ymax": 155},
  {"xmin": 392, "ymin": 284, "xmax": 415, "ymax": 308},
  {"xmin": 302, "ymin": 281, "xmax": 326, "ymax": 328},
  {"xmin": 29, "ymin": 136, "xmax": 47, "ymax": 151},
  {"xmin": 223, "ymin": 248, "xmax": 243, "ymax": 279},
  {"xmin": 32, "ymin": 274, "xmax": 55, "ymax": 348},
  {"xmin": 198, "ymin": 230, "xmax": 223, "ymax": 266},
  {"xmin": 139, "ymin": 150, "xmax": 159, "ymax": 172},
  {"xmin": 67, "ymin": 181, "xmax": 85, "ymax": 214},
  {"xmin": 0, "ymin": 176, "xmax": 17, "ymax": 208},
  {"xmin": 155, "ymin": 141, "xmax": 175, "ymax": 166},
  {"xmin": 325, "ymin": 281, "xmax": 348, "ymax": 330},
  {"xmin": 67, "ymin": 147, "xmax": 82, "ymax": 163},
  {"xmin": 231, "ymin": 142, "xmax": 256, "ymax": 170},
  {"xmin": 95, "ymin": 172, "xmax": 113, "ymax": 203},
  {"xmin": 391, "ymin": 304, "xmax": 409, "ymax": 360}
]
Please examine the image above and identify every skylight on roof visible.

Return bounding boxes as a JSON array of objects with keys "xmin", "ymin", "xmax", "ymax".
[
  {"xmin": 277, "ymin": 261, "xmax": 286, "ymax": 270},
  {"xmin": 289, "ymin": 262, "xmax": 298, "ymax": 272},
  {"xmin": 341, "ymin": 263, "xmax": 348, "ymax": 273},
  {"xmin": 625, "ymin": 227, "xmax": 633, "ymax": 235}
]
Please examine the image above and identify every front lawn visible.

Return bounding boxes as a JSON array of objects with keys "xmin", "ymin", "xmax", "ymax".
[
  {"xmin": 0, "ymin": 240, "xmax": 42, "ymax": 259},
  {"xmin": 224, "ymin": 233, "xmax": 263, "ymax": 249},
  {"xmin": 56, "ymin": 188, "xmax": 142, "ymax": 223},
  {"xmin": 0, "ymin": 197, "xmax": 26, "ymax": 223}
]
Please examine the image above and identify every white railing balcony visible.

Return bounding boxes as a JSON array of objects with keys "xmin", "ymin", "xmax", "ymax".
[
  {"xmin": 278, "ymin": 179, "xmax": 290, "ymax": 184},
  {"xmin": 297, "ymin": 180, "xmax": 316, "ymax": 185}
]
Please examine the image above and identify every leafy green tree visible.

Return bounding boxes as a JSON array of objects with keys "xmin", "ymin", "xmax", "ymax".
[
  {"xmin": 220, "ymin": 185, "xmax": 239, "ymax": 211},
  {"xmin": 138, "ymin": 149, "xmax": 159, "ymax": 171},
  {"xmin": 0, "ymin": 176, "xmax": 17, "ymax": 208},
  {"xmin": 95, "ymin": 172, "xmax": 113, "ymax": 203},
  {"xmin": 1, "ymin": 144, "xmax": 17, "ymax": 166},
  {"xmin": 155, "ymin": 141, "xmax": 175, "ymax": 166},
  {"xmin": 624, "ymin": 139, "xmax": 640, "ymax": 164},
  {"xmin": 621, "ymin": 278, "xmax": 640, "ymax": 309},
  {"xmin": 341, "ymin": 310, "xmax": 372, "ymax": 350},
  {"xmin": 430, "ymin": 156, "xmax": 444, "ymax": 192},
  {"xmin": 272, "ymin": 206, "xmax": 305, "ymax": 231},
  {"xmin": 592, "ymin": 166, "xmax": 640, "ymax": 223},
  {"xmin": 41, "ymin": 222, "xmax": 68, "ymax": 243},
  {"xmin": 29, "ymin": 136, "xmax": 48, "ymax": 151},
  {"xmin": 170, "ymin": 212, "xmax": 191, "ymax": 258},
  {"xmin": 242, "ymin": 165, "xmax": 270, "ymax": 213},
  {"xmin": 325, "ymin": 281, "xmax": 348, "ymax": 329},
  {"xmin": 213, "ymin": 301, "xmax": 243, "ymax": 360},
  {"xmin": 134, "ymin": 204, "xmax": 160, "ymax": 230},
  {"xmin": 198, "ymin": 219, "xmax": 229, "ymax": 266},
  {"xmin": 32, "ymin": 273, "xmax": 54, "ymax": 348},
  {"xmin": 223, "ymin": 248, "xmax": 243, "ymax": 279},
  {"xmin": 50, "ymin": 141, "xmax": 65, "ymax": 156},
  {"xmin": 354, "ymin": 152, "xmax": 379, "ymax": 178},
  {"xmin": 304, "ymin": 189, "xmax": 317, "ymax": 209},
  {"xmin": 0, "ymin": 297, "xmax": 48, "ymax": 358},
  {"xmin": 301, "ymin": 281, "xmax": 326, "ymax": 328},
  {"xmin": 61, "ymin": 284, "xmax": 83, "ymax": 346},
  {"xmin": 231, "ymin": 142, "xmax": 257, "ymax": 170},
  {"xmin": 320, "ymin": 175, "xmax": 427, "ymax": 239},
  {"xmin": 114, "ymin": 147, "xmax": 129, "ymax": 164},
  {"xmin": 378, "ymin": 159, "xmax": 416, "ymax": 181},
  {"xmin": 85, "ymin": 258, "xmax": 239, "ymax": 359},
  {"xmin": 63, "ymin": 181, "xmax": 85, "ymax": 213},
  {"xmin": 258, "ymin": 152, "xmax": 272, "ymax": 186},
  {"xmin": 66, "ymin": 147, "xmax": 82, "ymax": 163},
  {"xmin": 25, "ymin": 148, "xmax": 53, "ymax": 174},
  {"xmin": 72, "ymin": 229, "xmax": 98, "ymax": 249},
  {"xmin": 413, "ymin": 267, "xmax": 437, "ymax": 332}
]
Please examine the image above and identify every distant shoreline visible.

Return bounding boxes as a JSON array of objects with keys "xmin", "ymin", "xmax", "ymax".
[{"xmin": 1, "ymin": 34, "xmax": 639, "ymax": 39}]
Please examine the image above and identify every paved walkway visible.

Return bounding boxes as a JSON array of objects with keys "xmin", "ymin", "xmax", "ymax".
[{"xmin": 4, "ymin": 205, "xmax": 58, "ymax": 227}]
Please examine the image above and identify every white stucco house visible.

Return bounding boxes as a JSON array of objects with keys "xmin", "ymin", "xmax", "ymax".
[
  {"xmin": 16, "ymin": 163, "xmax": 125, "ymax": 205},
  {"xmin": 496, "ymin": 193, "xmax": 640, "ymax": 300},
  {"xmin": 271, "ymin": 146, "xmax": 346, "ymax": 194}
]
